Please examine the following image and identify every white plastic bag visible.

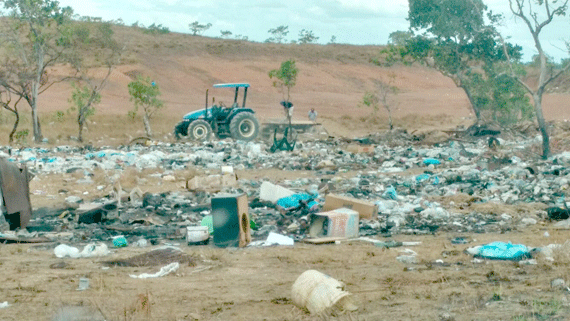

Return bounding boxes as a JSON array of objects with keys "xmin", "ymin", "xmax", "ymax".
[{"xmin": 54, "ymin": 243, "xmax": 109, "ymax": 258}]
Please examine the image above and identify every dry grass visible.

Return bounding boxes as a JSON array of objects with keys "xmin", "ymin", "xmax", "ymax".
[
  {"xmin": 0, "ymin": 109, "xmax": 182, "ymax": 147},
  {"xmin": 1, "ymin": 231, "xmax": 570, "ymax": 320}
]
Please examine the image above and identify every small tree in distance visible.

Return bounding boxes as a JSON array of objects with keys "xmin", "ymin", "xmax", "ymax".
[
  {"xmin": 63, "ymin": 22, "xmax": 123, "ymax": 142},
  {"xmin": 269, "ymin": 59, "xmax": 298, "ymax": 105},
  {"xmin": 298, "ymin": 29, "xmax": 319, "ymax": 44},
  {"xmin": 189, "ymin": 21, "xmax": 212, "ymax": 36},
  {"xmin": 388, "ymin": 30, "xmax": 412, "ymax": 46},
  {"xmin": 269, "ymin": 59, "xmax": 298, "ymax": 128},
  {"xmin": 267, "ymin": 25, "xmax": 289, "ymax": 43},
  {"xmin": 128, "ymin": 76, "xmax": 163, "ymax": 137},
  {"xmin": 68, "ymin": 82, "xmax": 100, "ymax": 141},
  {"xmin": 220, "ymin": 30, "xmax": 232, "ymax": 39},
  {"xmin": 359, "ymin": 74, "xmax": 399, "ymax": 130}
]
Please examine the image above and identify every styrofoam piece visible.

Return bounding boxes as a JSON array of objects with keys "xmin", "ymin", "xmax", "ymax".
[
  {"xmin": 264, "ymin": 232, "xmax": 294, "ymax": 246},
  {"xmin": 259, "ymin": 181, "xmax": 295, "ymax": 203}
]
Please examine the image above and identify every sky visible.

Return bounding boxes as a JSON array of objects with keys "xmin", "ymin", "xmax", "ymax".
[{"xmin": 57, "ymin": 0, "xmax": 570, "ymax": 62}]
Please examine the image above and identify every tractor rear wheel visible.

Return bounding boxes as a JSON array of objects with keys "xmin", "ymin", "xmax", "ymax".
[
  {"xmin": 187, "ymin": 120, "xmax": 212, "ymax": 141},
  {"xmin": 230, "ymin": 112, "xmax": 259, "ymax": 141}
]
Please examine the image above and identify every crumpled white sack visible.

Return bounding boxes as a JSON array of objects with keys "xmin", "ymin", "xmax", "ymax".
[
  {"xmin": 54, "ymin": 243, "xmax": 109, "ymax": 258},
  {"xmin": 129, "ymin": 262, "xmax": 180, "ymax": 279}
]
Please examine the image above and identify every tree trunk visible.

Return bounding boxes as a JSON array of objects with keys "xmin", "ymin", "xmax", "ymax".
[
  {"xmin": 459, "ymin": 83, "xmax": 481, "ymax": 121},
  {"xmin": 31, "ymin": 97, "xmax": 42, "ymax": 142},
  {"xmin": 143, "ymin": 112, "xmax": 152, "ymax": 137},
  {"xmin": 533, "ymin": 93, "xmax": 550, "ymax": 159},
  {"xmin": 78, "ymin": 92, "xmax": 97, "ymax": 142},
  {"xmin": 32, "ymin": 45, "xmax": 44, "ymax": 143},
  {"xmin": 78, "ymin": 110, "xmax": 85, "ymax": 142},
  {"xmin": 8, "ymin": 108, "xmax": 19, "ymax": 143}
]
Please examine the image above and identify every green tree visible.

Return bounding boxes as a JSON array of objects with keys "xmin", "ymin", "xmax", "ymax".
[
  {"xmin": 68, "ymin": 83, "xmax": 99, "ymax": 141},
  {"xmin": 144, "ymin": 23, "xmax": 169, "ymax": 35},
  {"xmin": 59, "ymin": 21, "xmax": 122, "ymax": 142},
  {"xmin": 269, "ymin": 59, "xmax": 298, "ymax": 125},
  {"xmin": 220, "ymin": 30, "xmax": 232, "ymax": 39},
  {"xmin": 503, "ymin": 0, "xmax": 570, "ymax": 159},
  {"xmin": 267, "ymin": 25, "xmax": 289, "ymax": 43},
  {"xmin": 402, "ymin": 0, "xmax": 528, "ymax": 123},
  {"xmin": 388, "ymin": 30, "xmax": 412, "ymax": 46},
  {"xmin": 0, "ymin": 0, "xmax": 74, "ymax": 142},
  {"xmin": 128, "ymin": 76, "xmax": 163, "ymax": 137},
  {"xmin": 298, "ymin": 29, "xmax": 319, "ymax": 44},
  {"xmin": 189, "ymin": 21, "xmax": 212, "ymax": 36},
  {"xmin": 269, "ymin": 59, "xmax": 298, "ymax": 104},
  {"xmin": 359, "ymin": 74, "xmax": 399, "ymax": 130}
]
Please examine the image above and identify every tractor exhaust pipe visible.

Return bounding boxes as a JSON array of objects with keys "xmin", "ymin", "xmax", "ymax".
[
  {"xmin": 205, "ymin": 89, "xmax": 209, "ymax": 117},
  {"xmin": 205, "ymin": 89, "xmax": 209, "ymax": 108}
]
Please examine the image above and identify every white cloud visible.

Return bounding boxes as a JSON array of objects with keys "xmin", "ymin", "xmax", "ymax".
[
  {"xmin": 336, "ymin": 0, "xmax": 408, "ymax": 15},
  {"xmin": 54, "ymin": 0, "xmax": 570, "ymax": 60}
]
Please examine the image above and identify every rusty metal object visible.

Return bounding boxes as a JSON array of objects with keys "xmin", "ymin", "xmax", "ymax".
[{"xmin": 0, "ymin": 158, "xmax": 32, "ymax": 230}]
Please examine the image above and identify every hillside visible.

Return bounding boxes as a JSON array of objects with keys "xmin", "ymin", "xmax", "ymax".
[{"xmin": 7, "ymin": 24, "xmax": 570, "ymax": 141}]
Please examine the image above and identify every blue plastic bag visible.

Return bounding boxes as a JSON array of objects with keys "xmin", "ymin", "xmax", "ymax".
[
  {"xmin": 416, "ymin": 173, "xmax": 430, "ymax": 182},
  {"xmin": 383, "ymin": 187, "xmax": 398, "ymax": 200},
  {"xmin": 276, "ymin": 193, "xmax": 319, "ymax": 212},
  {"xmin": 474, "ymin": 242, "xmax": 531, "ymax": 261},
  {"xmin": 423, "ymin": 158, "xmax": 441, "ymax": 165}
]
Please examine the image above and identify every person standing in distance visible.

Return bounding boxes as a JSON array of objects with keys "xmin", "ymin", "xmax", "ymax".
[{"xmin": 308, "ymin": 108, "xmax": 317, "ymax": 122}]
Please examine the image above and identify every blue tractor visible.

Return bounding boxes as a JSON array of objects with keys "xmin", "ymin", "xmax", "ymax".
[{"xmin": 174, "ymin": 83, "xmax": 260, "ymax": 141}]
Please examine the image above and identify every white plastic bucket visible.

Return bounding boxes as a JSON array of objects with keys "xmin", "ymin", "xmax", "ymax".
[
  {"xmin": 291, "ymin": 270, "xmax": 357, "ymax": 315},
  {"xmin": 187, "ymin": 226, "xmax": 210, "ymax": 244},
  {"xmin": 306, "ymin": 281, "xmax": 352, "ymax": 315}
]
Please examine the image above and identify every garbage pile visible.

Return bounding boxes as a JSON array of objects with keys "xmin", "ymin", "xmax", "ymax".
[{"xmin": 1, "ymin": 132, "xmax": 569, "ymax": 245}]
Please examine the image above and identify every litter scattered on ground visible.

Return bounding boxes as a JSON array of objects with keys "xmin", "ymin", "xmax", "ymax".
[
  {"xmin": 102, "ymin": 247, "xmax": 195, "ymax": 267},
  {"xmin": 129, "ymin": 262, "xmax": 180, "ymax": 279}
]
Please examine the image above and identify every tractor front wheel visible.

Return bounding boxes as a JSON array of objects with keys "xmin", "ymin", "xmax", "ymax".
[
  {"xmin": 187, "ymin": 120, "xmax": 212, "ymax": 141},
  {"xmin": 230, "ymin": 112, "xmax": 259, "ymax": 141}
]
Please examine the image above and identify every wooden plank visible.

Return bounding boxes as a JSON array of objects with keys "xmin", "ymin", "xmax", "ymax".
[{"xmin": 302, "ymin": 237, "xmax": 345, "ymax": 244}]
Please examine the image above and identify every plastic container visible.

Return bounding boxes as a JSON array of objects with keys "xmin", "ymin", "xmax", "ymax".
[
  {"xmin": 187, "ymin": 226, "xmax": 210, "ymax": 245},
  {"xmin": 201, "ymin": 215, "xmax": 214, "ymax": 235},
  {"xmin": 112, "ymin": 236, "xmax": 128, "ymax": 248},
  {"xmin": 77, "ymin": 277, "xmax": 89, "ymax": 291},
  {"xmin": 291, "ymin": 270, "xmax": 357, "ymax": 315}
]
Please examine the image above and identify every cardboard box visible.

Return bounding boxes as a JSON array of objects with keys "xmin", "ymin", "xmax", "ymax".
[
  {"xmin": 323, "ymin": 194, "xmax": 378, "ymax": 219},
  {"xmin": 309, "ymin": 208, "xmax": 359, "ymax": 238}
]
